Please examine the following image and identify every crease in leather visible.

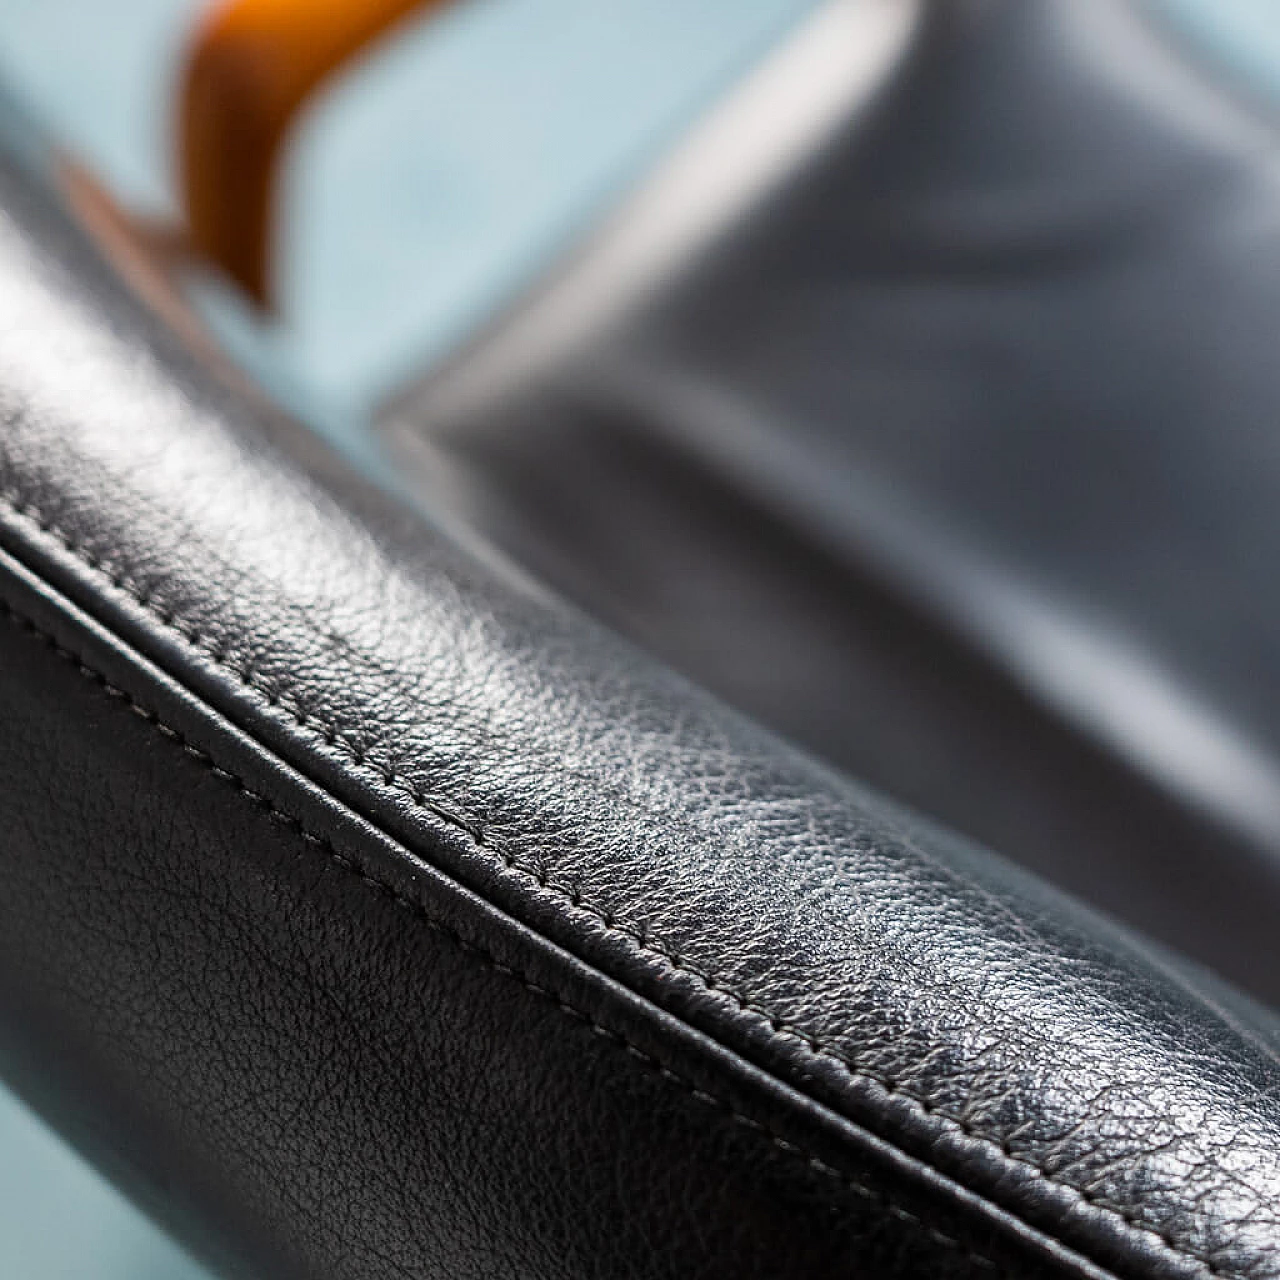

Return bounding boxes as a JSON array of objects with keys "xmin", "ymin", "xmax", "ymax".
[{"xmin": 0, "ymin": 473, "xmax": 1250, "ymax": 1280}]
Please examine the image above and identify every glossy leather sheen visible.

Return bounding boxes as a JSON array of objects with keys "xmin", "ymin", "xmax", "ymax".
[
  {"xmin": 387, "ymin": 0, "xmax": 1280, "ymax": 1008},
  {"xmin": 1, "ymin": 73, "xmax": 1280, "ymax": 1280}
]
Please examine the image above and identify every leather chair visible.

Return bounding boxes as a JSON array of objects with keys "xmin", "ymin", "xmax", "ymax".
[{"xmin": 1, "ymin": 0, "xmax": 1279, "ymax": 1277}]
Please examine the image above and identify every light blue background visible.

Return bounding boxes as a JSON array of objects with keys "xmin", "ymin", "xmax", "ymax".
[
  {"xmin": 0, "ymin": 0, "xmax": 817, "ymax": 417},
  {"xmin": 0, "ymin": 1085, "xmax": 212, "ymax": 1278}
]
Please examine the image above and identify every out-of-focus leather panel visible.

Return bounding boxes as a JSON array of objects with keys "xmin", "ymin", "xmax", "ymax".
[
  {"xmin": 0, "ymin": 65, "xmax": 1278, "ymax": 1280},
  {"xmin": 388, "ymin": 0, "xmax": 1280, "ymax": 1007}
]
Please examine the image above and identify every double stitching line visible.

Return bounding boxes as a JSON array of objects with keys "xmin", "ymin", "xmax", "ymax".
[
  {"xmin": 0, "ymin": 480, "xmax": 1225, "ymax": 1278},
  {"xmin": 0, "ymin": 594, "xmax": 1004, "ymax": 1274}
]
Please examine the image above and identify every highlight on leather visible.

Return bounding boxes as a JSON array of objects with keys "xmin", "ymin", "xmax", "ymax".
[{"xmin": 178, "ymin": 0, "xmax": 444, "ymax": 306}]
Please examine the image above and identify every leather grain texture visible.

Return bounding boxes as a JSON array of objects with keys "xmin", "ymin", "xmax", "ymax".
[
  {"xmin": 387, "ymin": 0, "xmax": 1280, "ymax": 1009},
  {"xmin": 0, "ymin": 83, "xmax": 1278, "ymax": 1280}
]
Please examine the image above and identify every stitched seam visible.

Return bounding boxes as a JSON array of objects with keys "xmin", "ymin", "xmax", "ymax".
[
  {"xmin": 0, "ymin": 596, "xmax": 1010, "ymax": 1276},
  {"xmin": 0, "ymin": 483, "xmax": 1222, "ymax": 1279}
]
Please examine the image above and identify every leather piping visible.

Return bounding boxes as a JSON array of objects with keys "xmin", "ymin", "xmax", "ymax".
[
  {"xmin": 0, "ymin": 479, "xmax": 1221, "ymax": 1279},
  {"xmin": 0, "ymin": 590, "xmax": 1013, "ymax": 1276}
]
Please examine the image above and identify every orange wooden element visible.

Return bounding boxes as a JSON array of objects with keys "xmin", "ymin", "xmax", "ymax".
[{"xmin": 179, "ymin": 0, "xmax": 443, "ymax": 305}]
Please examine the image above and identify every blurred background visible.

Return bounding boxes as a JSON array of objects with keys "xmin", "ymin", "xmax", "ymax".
[
  {"xmin": 0, "ymin": 0, "xmax": 816, "ymax": 423},
  {"xmin": 0, "ymin": 0, "xmax": 1278, "ymax": 1274},
  {"xmin": 4, "ymin": 0, "xmax": 1274, "ymax": 427}
]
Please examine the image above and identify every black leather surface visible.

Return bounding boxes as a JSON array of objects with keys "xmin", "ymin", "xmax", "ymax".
[
  {"xmin": 387, "ymin": 0, "xmax": 1280, "ymax": 1008},
  {"xmin": 2, "ymin": 56, "xmax": 1280, "ymax": 1280}
]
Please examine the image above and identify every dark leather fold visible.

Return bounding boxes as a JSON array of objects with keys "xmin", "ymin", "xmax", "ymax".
[
  {"xmin": 385, "ymin": 0, "xmax": 1280, "ymax": 1008},
  {"xmin": 0, "ymin": 103, "xmax": 1278, "ymax": 1280}
]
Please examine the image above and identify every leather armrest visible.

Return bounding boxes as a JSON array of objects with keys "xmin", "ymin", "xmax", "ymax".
[{"xmin": 0, "ymin": 135, "xmax": 1277, "ymax": 1279}]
